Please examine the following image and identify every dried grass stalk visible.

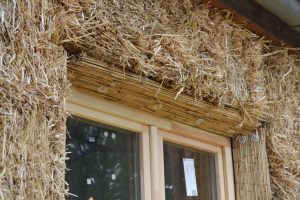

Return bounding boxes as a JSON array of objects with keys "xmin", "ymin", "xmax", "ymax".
[
  {"xmin": 61, "ymin": 1, "xmax": 299, "ymax": 198},
  {"xmin": 0, "ymin": 0, "xmax": 299, "ymax": 199},
  {"xmin": 0, "ymin": 1, "xmax": 69, "ymax": 199},
  {"xmin": 62, "ymin": 0, "xmax": 269, "ymax": 122},
  {"xmin": 233, "ymin": 128, "xmax": 272, "ymax": 200},
  {"xmin": 263, "ymin": 50, "xmax": 300, "ymax": 199}
]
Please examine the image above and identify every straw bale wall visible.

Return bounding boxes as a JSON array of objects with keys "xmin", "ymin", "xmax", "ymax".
[
  {"xmin": 0, "ymin": 0, "xmax": 299, "ymax": 199},
  {"xmin": 263, "ymin": 52, "xmax": 300, "ymax": 199},
  {"xmin": 62, "ymin": 1, "xmax": 299, "ymax": 198},
  {"xmin": 0, "ymin": 1, "xmax": 68, "ymax": 199}
]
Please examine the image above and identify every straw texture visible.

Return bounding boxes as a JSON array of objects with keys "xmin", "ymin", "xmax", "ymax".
[
  {"xmin": 0, "ymin": 1, "xmax": 69, "ymax": 199},
  {"xmin": 264, "ymin": 51, "xmax": 300, "ymax": 199},
  {"xmin": 0, "ymin": 0, "xmax": 299, "ymax": 199},
  {"xmin": 233, "ymin": 127, "xmax": 272, "ymax": 200},
  {"xmin": 62, "ymin": 1, "xmax": 299, "ymax": 198},
  {"xmin": 63, "ymin": 0, "xmax": 269, "ymax": 122}
]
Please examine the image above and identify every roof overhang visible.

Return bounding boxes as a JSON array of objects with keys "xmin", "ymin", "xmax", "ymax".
[{"xmin": 207, "ymin": 0, "xmax": 300, "ymax": 47}]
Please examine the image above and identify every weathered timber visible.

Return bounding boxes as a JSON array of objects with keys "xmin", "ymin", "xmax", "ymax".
[
  {"xmin": 67, "ymin": 56, "xmax": 261, "ymax": 137},
  {"xmin": 207, "ymin": 0, "xmax": 300, "ymax": 47}
]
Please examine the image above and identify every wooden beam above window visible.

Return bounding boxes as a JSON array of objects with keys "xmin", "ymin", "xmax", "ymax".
[{"xmin": 67, "ymin": 56, "xmax": 261, "ymax": 137}]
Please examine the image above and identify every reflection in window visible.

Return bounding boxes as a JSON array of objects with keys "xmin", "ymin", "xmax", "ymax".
[
  {"xmin": 66, "ymin": 116, "xmax": 140, "ymax": 200},
  {"xmin": 164, "ymin": 142, "xmax": 218, "ymax": 200}
]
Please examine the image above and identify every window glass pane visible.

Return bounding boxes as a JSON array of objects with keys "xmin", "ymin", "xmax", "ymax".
[
  {"xmin": 66, "ymin": 116, "xmax": 141, "ymax": 200},
  {"xmin": 164, "ymin": 142, "xmax": 218, "ymax": 200}
]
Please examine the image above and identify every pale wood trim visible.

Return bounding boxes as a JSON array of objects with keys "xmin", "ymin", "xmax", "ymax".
[
  {"xmin": 149, "ymin": 126, "xmax": 160, "ymax": 200},
  {"xmin": 67, "ymin": 101, "xmax": 143, "ymax": 133},
  {"xmin": 155, "ymin": 129, "xmax": 235, "ymax": 200},
  {"xmin": 68, "ymin": 87, "xmax": 230, "ymax": 147},
  {"xmin": 68, "ymin": 56, "xmax": 260, "ymax": 137},
  {"xmin": 158, "ymin": 133, "xmax": 166, "ymax": 200},
  {"xmin": 223, "ymin": 146, "xmax": 235, "ymax": 200},
  {"xmin": 140, "ymin": 125, "xmax": 152, "ymax": 200},
  {"xmin": 149, "ymin": 126, "xmax": 166, "ymax": 200},
  {"xmin": 68, "ymin": 87, "xmax": 172, "ymax": 130},
  {"xmin": 217, "ymin": 151, "xmax": 226, "ymax": 200},
  {"xmin": 170, "ymin": 123, "xmax": 230, "ymax": 147},
  {"xmin": 159, "ymin": 130, "xmax": 222, "ymax": 154},
  {"xmin": 67, "ymin": 100, "xmax": 151, "ymax": 200},
  {"xmin": 67, "ymin": 88, "xmax": 235, "ymax": 200}
]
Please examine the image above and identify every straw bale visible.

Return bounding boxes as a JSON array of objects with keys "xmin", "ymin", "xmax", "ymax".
[
  {"xmin": 62, "ymin": 0, "xmax": 269, "ymax": 122},
  {"xmin": 61, "ymin": 1, "xmax": 299, "ymax": 199},
  {"xmin": 0, "ymin": 0, "xmax": 299, "ymax": 199},
  {"xmin": 60, "ymin": 2, "xmax": 300, "ymax": 197},
  {"xmin": 263, "ymin": 50, "xmax": 300, "ymax": 199},
  {"xmin": 0, "ymin": 0, "xmax": 69, "ymax": 199}
]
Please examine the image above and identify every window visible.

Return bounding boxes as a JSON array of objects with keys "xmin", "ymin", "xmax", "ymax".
[
  {"xmin": 66, "ymin": 88, "xmax": 235, "ymax": 200},
  {"xmin": 66, "ymin": 117, "xmax": 141, "ymax": 200},
  {"xmin": 163, "ymin": 142, "xmax": 218, "ymax": 200},
  {"xmin": 152, "ymin": 129, "xmax": 227, "ymax": 200}
]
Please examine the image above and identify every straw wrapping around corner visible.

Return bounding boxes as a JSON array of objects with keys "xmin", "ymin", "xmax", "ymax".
[{"xmin": 0, "ymin": 0, "xmax": 299, "ymax": 199}]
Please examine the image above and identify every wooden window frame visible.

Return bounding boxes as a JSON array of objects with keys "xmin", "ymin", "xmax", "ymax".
[
  {"xmin": 151, "ymin": 128, "xmax": 229, "ymax": 200},
  {"xmin": 67, "ymin": 95, "xmax": 152, "ymax": 200},
  {"xmin": 67, "ymin": 87, "xmax": 235, "ymax": 200}
]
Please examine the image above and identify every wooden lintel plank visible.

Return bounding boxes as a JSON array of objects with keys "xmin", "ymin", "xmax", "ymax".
[{"xmin": 67, "ymin": 57, "xmax": 260, "ymax": 137}]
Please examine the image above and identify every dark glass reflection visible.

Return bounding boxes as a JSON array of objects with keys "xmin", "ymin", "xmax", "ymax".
[
  {"xmin": 66, "ymin": 116, "xmax": 140, "ymax": 200},
  {"xmin": 164, "ymin": 142, "xmax": 218, "ymax": 200}
]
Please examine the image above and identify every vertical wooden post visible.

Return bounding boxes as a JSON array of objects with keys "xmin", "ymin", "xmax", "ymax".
[
  {"xmin": 150, "ymin": 126, "xmax": 160, "ymax": 200},
  {"xmin": 223, "ymin": 146, "xmax": 235, "ymax": 200},
  {"xmin": 140, "ymin": 126, "xmax": 152, "ymax": 200}
]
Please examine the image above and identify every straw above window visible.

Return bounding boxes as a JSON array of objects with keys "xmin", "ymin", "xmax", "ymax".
[{"xmin": 68, "ymin": 56, "xmax": 261, "ymax": 137}]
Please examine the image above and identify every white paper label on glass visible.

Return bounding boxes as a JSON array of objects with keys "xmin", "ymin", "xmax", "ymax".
[
  {"xmin": 104, "ymin": 131, "xmax": 109, "ymax": 137},
  {"xmin": 87, "ymin": 178, "xmax": 91, "ymax": 185},
  {"xmin": 183, "ymin": 158, "xmax": 198, "ymax": 196},
  {"xmin": 88, "ymin": 137, "xmax": 95, "ymax": 143}
]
